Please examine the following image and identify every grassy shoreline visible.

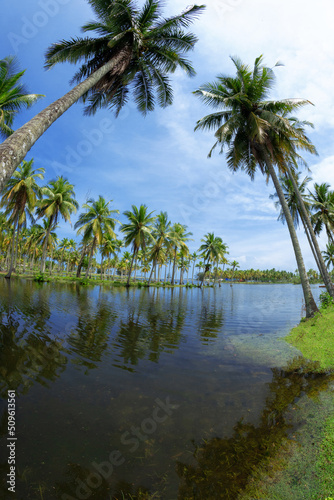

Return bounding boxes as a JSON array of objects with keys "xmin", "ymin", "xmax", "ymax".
[{"xmin": 244, "ymin": 306, "xmax": 334, "ymax": 499}]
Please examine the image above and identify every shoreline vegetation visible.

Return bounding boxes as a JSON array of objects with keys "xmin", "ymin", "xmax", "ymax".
[
  {"xmin": 241, "ymin": 301, "xmax": 334, "ymax": 499},
  {"xmin": 0, "ymin": 270, "xmax": 324, "ymax": 287}
]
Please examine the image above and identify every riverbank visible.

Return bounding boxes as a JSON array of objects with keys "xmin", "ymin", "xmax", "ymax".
[{"xmin": 239, "ymin": 305, "xmax": 334, "ymax": 499}]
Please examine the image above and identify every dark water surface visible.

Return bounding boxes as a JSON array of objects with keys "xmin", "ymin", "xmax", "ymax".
[{"xmin": 0, "ymin": 280, "xmax": 329, "ymax": 499}]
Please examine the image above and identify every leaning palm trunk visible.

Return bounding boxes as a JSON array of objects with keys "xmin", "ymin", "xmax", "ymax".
[
  {"xmin": 85, "ymin": 238, "xmax": 96, "ymax": 279},
  {"xmin": 0, "ymin": 48, "xmax": 132, "ymax": 191},
  {"xmin": 127, "ymin": 251, "xmax": 137, "ymax": 287},
  {"xmin": 267, "ymin": 161, "xmax": 318, "ymax": 317},
  {"xmin": 285, "ymin": 163, "xmax": 334, "ymax": 298},
  {"xmin": 5, "ymin": 217, "xmax": 18, "ymax": 279},
  {"xmin": 76, "ymin": 244, "xmax": 87, "ymax": 278},
  {"xmin": 148, "ymin": 258, "xmax": 156, "ymax": 286},
  {"xmin": 300, "ymin": 213, "xmax": 321, "ymax": 275}
]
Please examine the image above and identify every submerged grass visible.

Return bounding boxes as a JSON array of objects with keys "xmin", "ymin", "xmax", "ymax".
[{"xmin": 239, "ymin": 306, "xmax": 334, "ymax": 499}]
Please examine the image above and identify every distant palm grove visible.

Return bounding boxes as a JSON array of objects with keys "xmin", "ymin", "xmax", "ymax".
[
  {"xmin": 0, "ymin": 160, "xmax": 332, "ymax": 288},
  {"xmin": 0, "ymin": 0, "xmax": 334, "ymax": 316}
]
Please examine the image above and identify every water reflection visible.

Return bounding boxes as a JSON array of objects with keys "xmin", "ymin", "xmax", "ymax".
[
  {"xmin": 0, "ymin": 279, "xmax": 326, "ymax": 499},
  {"xmin": 176, "ymin": 358, "xmax": 334, "ymax": 499}
]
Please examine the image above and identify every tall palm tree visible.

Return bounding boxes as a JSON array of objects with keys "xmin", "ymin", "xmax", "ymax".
[
  {"xmin": 0, "ymin": 1, "xmax": 204, "ymax": 191},
  {"xmin": 323, "ymin": 243, "xmax": 334, "ymax": 270},
  {"xmin": 121, "ymin": 204, "xmax": 155, "ymax": 286},
  {"xmin": 0, "ymin": 56, "xmax": 43, "ymax": 139},
  {"xmin": 308, "ymin": 183, "xmax": 334, "ymax": 245},
  {"xmin": 194, "ymin": 55, "xmax": 318, "ymax": 317},
  {"xmin": 270, "ymin": 172, "xmax": 325, "ymax": 276},
  {"xmin": 147, "ymin": 211, "xmax": 171, "ymax": 286},
  {"xmin": 74, "ymin": 196, "xmax": 119, "ymax": 279},
  {"xmin": 34, "ymin": 219, "xmax": 58, "ymax": 274},
  {"xmin": 169, "ymin": 223, "xmax": 192, "ymax": 284},
  {"xmin": 191, "ymin": 251, "xmax": 198, "ymax": 284},
  {"xmin": 198, "ymin": 232, "xmax": 226, "ymax": 286},
  {"xmin": 0, "ymin": 159, "xmax": 44, "ymax": 278},
  {"xmin": 36, "ymin": 176, "xmax": 78, "ymax": 273}
]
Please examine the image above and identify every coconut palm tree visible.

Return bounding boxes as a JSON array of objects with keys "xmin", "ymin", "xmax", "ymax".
[
  {"xmin": 0, "ymin": 1, "xmax": 204, "ymax": 191},
  {"xmin": 308, "ymin": 183, "xmax": 334, "ymax": 245},
  {"xmin": 194, "ymin": 55, "xmax": 318, "ymax": 316},
  {"xmin": 198, "ymin": 232, "xmax": 226, "ymax": 287},
  {"xmin": 121, "ymin": 204, "xmax": 155, "ymax": 286},
  {"xmin": 147, "ymin": 211, "xmax": 171, "ymax": 286},
  {"xmin": 323, "ymin": 243, "xmax": 334, "ymax": 270},
  {"xmin": 0, "ymin": 56, "xmax": 43, "ymax": 139},
  {"xmin": 34, "ymin": 219, "xmax": 58, "ymax": 274},
  {"xmin": 270, "ymin": 172, "xmax": 325, "ymax": 277},
  {"xmin": 36, "ymin": 176, "xmax": 78, "ymax": 273},
  {"xmin": 191, "ymin": 252, "xmax": 198, "ymax": 284},
  {"xmin": 0, "ymin": 159, "xmax": 44, "ymax": 278},
  {"xmin": 74, "ymin": 196, "xmax": 119, "ymax": 279},
  {"xmin": 169, "ymin": 223, "xmax": 192, "ymax": 284}
]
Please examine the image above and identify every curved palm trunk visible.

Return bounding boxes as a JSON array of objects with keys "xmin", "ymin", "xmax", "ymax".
[
  {"xmin": 200, "ymin": 260, "xmax": 207, "ymax": 287},
  {"xmin": 0, "ymin": 48, "xmax": 132, "ymax": 191},
  {"xmin": 285, "ymin": 164, "xmax": 334, "ymax": 298},
  {"xmin": 76, "ymin": 244, "xmax": 87, "ymax": 278},
  {"xmin": 85, "ymin": 238, "xmax": 96, "ymax": 279},
  {"xmin": 148, "ymin": 258, "xmax": 156, "ymax": 286},
  {"xmin": 267, "ymin": 161, "xmax": 318, "ymax": 317},
  {"xmin": 5, "ymin": 216, "xmax": 18, "ymax": 279}
]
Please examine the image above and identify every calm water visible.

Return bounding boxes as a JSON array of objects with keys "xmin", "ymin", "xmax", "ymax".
[{"xmin": 0, "ymin": 280, "xmax": 329, "ymax": 499}]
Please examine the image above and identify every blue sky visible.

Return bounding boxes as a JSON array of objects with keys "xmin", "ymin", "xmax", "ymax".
[{"xmin": 1, "ymin": 0, "xmax": 334, "ymax": 271}]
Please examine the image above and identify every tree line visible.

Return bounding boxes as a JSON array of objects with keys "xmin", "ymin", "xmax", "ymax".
[{"xmin": 1, "ymin": 1, "xmax": 334, "ymax": 315}]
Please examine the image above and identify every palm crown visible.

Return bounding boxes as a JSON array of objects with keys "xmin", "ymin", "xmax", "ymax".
[
  {"xmin": 0, "ymin": 56, "xmax": 43, "ymax": 138},
  {"xmin": 45, "ymin": 0, "xmax": 205, "ymax": 116}
]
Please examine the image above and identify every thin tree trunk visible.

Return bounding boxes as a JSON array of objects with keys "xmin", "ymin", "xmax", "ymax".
[
  {"xmin": 5, "ymin": 217, "xmax": 18, "ymax": 279},
  {"xmin": 171, "ymin": 247, "xmax": 177, "ymax": 285},
  {"xmin": 148, "ymin": 258, "xmax": 156, "ymax": 286},
  {"xmin": 0, "ymin": 48, "xmax": 133, "ymax": 191},
  {"xmin": 49, "ymin": 245, "xmax": 54, "ymax": 276},
  {"xmin": 76, "ymin": 244, "xmax": 87, "ymax": 278},
  {"xmin": 40, "ymin": 217, "xmax": 53, "ymax": 273},
  {"xmin": 14, "ymin": 224, "xmax": 20, "ymax": 271},
  {"xmin": 285, "ymin": 163, "xmax": 334, "ymax": 298},
  {"xmin": 127, "ymin": 251, "xmax": 137, "ymax": 287},
  {"xmin": 85, "ymin": 238, "xmax": 96, "ymax": 279},
  {"xmin": 267, "ymin": 161, "xmax": 318, "ymax": 317}
]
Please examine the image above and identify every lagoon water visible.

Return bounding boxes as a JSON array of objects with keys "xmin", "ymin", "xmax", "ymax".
[{"xmin": 0, "ymin": 280, "xmax": 326, "ymax": 498}]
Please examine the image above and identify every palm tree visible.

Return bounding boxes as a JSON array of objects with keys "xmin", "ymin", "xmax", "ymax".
[
  {"xmin": 194, "ymin": 55, "xmax": 318, "ymax": 317},
  {"xmin": 191, "ymin": 252, "xmax": 198, "ymax": 284},
  {"xmin": 74, "ymin": 196, "xmax": 119, "ymax": 279},
  {"xmin": 34, "ymin": 220, "xmax": 58, "ymax": 274},
  {"xmin": 308, "ymin": 183, "xmax": 334, "ymax": 245},
  {"xmin": 169, "ymin": 223, "xmax": 192, "ymax": 284},
  {"xmin": 121, "ymin": 204, "xmax": 155, "ymax": 286},
  {"xmin": 198, "ymin": 232, "xmax": 226, "ymax": 286},
  {"xmin": 147, "ymin": 211, "xmax": 171, "ymax": 286},
  {"xmin": 0, "ymin": 56, "xmax": 43, "ymax": 139},
  {"xmin": 323, "ymin": 243, "xmax": 334, "ymax": 270},
  {"xmin": 0, "ymin": 159, "xmax": 44, "ymax": 278},
  {"xmin": 230, "ymin": 260, "xmax": 240, "ymax": 283},
  {"xmin": 36, "ymin": 176, "xmax": 78, "ymax": 273},
  {"xmin": 0, "ymin": 1, "xmax": 204, "ymax": 191}
]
